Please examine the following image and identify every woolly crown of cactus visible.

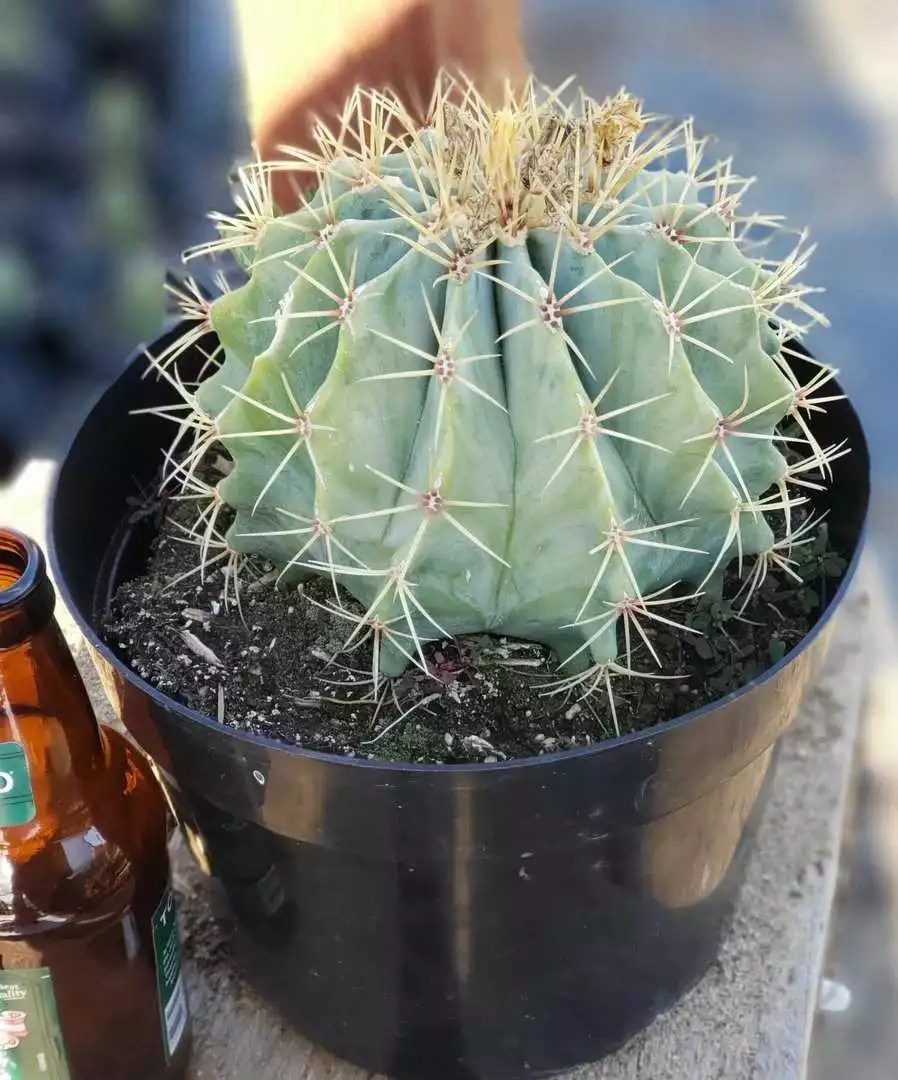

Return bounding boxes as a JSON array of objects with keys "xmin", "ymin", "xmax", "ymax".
[{"xmin": 152, "ymin": 74, "xmax": 845, "ymax": 703}]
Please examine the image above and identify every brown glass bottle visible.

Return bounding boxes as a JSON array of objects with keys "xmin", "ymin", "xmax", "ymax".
[{"xmin": 0, "ymin": 528, "xmax": 190, "ymax": 1080}]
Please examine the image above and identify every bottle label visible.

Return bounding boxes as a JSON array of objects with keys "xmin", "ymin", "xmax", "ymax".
[
  {"xmin": 151, "ymin": 887, "xmax": 189, "ymax": 1061},
  {"xmin": 0, "ymin": 969, "xmax": 71, "ymax": 1079},
  {"xmin": 0, "ymin": 744, "xmax": 36, "ymax": 828}
]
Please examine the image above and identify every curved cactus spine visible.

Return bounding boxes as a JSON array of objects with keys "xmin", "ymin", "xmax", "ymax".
[{"xmin": 151, "ymin": 74, "xmax": 845, "ymax": 696}]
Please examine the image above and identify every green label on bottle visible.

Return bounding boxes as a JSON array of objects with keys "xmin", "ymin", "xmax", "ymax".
[
  {"xmin": 0, "ymin": 969, "xmax": 71, "ymax": 1080},
  {"xmin": 152, "ymin": 888, "xmax": 188, "ymax": 1061},
  {"xmin": 0, "ymin": 744, "xmax": 36, "ymax": 828}
]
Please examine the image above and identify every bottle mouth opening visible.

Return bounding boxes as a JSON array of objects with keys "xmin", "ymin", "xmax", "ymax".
[{"xmin": 0, "ymin": 530, "xmax": 43, "ymax": 608}]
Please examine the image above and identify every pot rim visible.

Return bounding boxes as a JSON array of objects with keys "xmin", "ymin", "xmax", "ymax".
[{"xmin": 49, "ymin": 330, "xmax": 870, "ymax": 775}]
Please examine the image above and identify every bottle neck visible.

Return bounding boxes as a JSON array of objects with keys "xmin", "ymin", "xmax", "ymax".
[
  {"xmin": 0, "ymin": 530, "xmax": 104, "ymax": 856},
  {"xmin": 0, "ymin": 531, "xmax": 55, "ymax": 649}
]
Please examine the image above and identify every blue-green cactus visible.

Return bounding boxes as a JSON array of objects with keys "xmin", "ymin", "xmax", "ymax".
[{"xmin": 154, "ymin": 77, "xmax": 842, "ymax": 696}]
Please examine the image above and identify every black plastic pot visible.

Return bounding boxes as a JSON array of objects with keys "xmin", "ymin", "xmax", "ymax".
[{"xmin": 50, "ymin": 325, "xmax": 869, "ymax": 1080}]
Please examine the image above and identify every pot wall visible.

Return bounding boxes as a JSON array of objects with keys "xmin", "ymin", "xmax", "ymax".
[{"xmin": 50, "ymin": 326, "xmax": 869, "ymax": 1079}]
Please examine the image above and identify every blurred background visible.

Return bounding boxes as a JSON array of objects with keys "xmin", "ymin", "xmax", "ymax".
[
  {"xmin": 1, "ymin": 0, "xmax": 245, "ymax": 474},
  {"xmin": 1, "ymin": 1, "xmax": 896, "ymax": 1075}
]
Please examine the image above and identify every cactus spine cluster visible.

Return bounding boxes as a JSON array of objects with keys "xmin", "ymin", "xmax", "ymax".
[{"xmin": 152, "ymin": 75, "xmax": 845, "ymax": 708}]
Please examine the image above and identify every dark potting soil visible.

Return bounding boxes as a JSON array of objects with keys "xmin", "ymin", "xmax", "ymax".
[{"xmin": 103, "ymin": 500, "xmax": 847, "ymax": 764}]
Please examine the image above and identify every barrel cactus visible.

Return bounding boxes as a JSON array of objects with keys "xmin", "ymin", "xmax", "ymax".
[{"xmin": 153, "ymin": 75, "xmax": 843, "ymax": 703}]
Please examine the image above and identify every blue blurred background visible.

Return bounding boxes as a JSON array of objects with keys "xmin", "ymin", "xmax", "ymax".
[{"xmin": 1, "ymin": 0, "xmax": 246, "ymax": 473}]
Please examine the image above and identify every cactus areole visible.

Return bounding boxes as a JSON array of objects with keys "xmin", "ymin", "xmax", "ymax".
[{"xmin": 154, "ymin": 75, "xmax": 845, "ymax": 717}]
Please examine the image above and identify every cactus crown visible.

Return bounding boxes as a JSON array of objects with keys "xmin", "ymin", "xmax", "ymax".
[{"xmin": 151, "ymin": 74, "xmax": 845, "ymax": 721}]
